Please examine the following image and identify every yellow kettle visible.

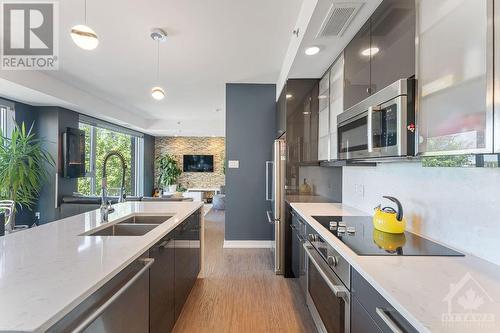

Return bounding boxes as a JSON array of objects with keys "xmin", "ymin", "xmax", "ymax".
[{"xmin": 373, "ymin": 196, "xmax": 406, "ymax": 234}]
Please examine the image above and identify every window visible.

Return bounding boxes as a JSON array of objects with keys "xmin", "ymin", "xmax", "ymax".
[
  {"xmin": 0, "ymin": 99, "xmax": 15, "ymax": 137},
  {"xmin": 77, "ymin": 119, "xmax": 144, "ymax": 197}
]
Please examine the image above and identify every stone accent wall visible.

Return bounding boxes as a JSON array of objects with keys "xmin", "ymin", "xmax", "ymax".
[{"xmin": 154, "ymin": 136, "xmax": 225, "ymax": 189}]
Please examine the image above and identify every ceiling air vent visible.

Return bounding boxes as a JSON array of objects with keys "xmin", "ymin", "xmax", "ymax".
[{"xmin": 316, "ymin": 2, "xmax": 363, "ymax": 38}]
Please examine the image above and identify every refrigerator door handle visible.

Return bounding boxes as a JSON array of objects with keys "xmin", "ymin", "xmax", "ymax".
[
  {"xmin": 266, "ymin": 210, "xmax": 276, "ymax": 224},
  {"xmin": 265, "ymin": 161, "xmax": 273, "ymax": 201}
]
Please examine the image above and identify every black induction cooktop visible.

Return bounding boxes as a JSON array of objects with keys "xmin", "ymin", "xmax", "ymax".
[{"xmin": 312, "ymin": 216, "xmax": 464, "ymax": 257}]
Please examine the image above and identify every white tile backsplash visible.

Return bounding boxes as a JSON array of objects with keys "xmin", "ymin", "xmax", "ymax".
[{"xmin": 343, "ymin": 162, "xmax": 500, "ymax": 265}]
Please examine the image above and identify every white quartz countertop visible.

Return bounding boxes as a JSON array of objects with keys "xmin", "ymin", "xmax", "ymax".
[
  {"xmin": 291, "ymin": 202, "xmax": 500, "ymax": 333},
  {"xmin": 0, "ymin": 201, "xmax": 203, "ymax": 332}
]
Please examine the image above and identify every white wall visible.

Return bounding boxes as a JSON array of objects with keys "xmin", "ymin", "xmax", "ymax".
[
  {"xmin": 299, "ymin": 166, "xmax": 342, "ymax": 202},
  {"xmin": 343, "ymin": 162, "xmax": 500, "ymax": 265}
]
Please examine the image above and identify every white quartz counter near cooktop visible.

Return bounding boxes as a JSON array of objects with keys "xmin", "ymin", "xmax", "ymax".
[
  {"xmin": 291, "ymin": 202, "xmax": 500, "ymax": 333},
  {"xmin": 0, "ymin": 201, "xmax": 203, "ymax": 332}
]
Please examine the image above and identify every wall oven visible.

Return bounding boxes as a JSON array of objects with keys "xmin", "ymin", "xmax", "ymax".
[
  {"xmin": 304, "ymin": 226, "xmax": 351, "ymax": 333},
  {"xmin": 337, "ymin": 79, "xmax": 416, "ymax": 160}
]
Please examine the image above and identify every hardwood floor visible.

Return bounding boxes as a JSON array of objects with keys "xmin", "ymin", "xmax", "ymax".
[{"xmin": 172, "ymin": 209, "xmax": 317, "ymax": 333}]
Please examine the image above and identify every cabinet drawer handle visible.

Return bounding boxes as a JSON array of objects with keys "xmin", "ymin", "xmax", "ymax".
[
  {"xmin": 71, "ymin": 258, "xmax": 155, "ymax": 333},
  {"xmin": 159, "ymin": 239, "xmax": 171, "ymax": 249},
  {"xmin": 375, "ymin": 307, "xmax": 404, "ymax": 333}
]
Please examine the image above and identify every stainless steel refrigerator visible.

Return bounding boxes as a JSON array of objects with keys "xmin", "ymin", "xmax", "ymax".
[{"xmin": 266, "ymin": 138, "xmax": 286, "ymax": 274}]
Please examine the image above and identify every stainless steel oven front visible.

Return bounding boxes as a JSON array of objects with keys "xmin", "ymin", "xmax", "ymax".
[
  {"xmin": 304, "ymin": 232, "xmax": 350, "ymax": 333},
  {"xmin": 337, "ymin": 79, "xmax": 416, "ymax": 160}
]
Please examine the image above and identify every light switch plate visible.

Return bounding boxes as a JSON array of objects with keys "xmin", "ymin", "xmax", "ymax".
[{"xmin": 228, "ymin": 160, "xmax": 239, "ymax": 168}]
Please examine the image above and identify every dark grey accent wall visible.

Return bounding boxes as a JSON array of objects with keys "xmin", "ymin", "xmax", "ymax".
[
  {"xmin": 225, "ymin": 83, "xmax": 276, "ymax": 241},
  {"xmin": 143, "ymin": 134, "xmax": 155, "ymax": 196},
  {"xmin": 36, "ymin": 107, "xmax": 79, "ymax": 224}
]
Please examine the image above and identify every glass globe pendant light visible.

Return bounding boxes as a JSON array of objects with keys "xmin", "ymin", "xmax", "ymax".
[
  {"xmin": 151, "ymin": 29, "xmax": 167, "ymax": 100},
  {"xmin": 71, "ymin": 0, "xmax": 99, "ymax": 50}
]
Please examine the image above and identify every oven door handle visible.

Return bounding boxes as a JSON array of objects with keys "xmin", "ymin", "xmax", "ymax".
[{"xmin": 303, "ymin": 243, "xmax": 348, "ymax": 299}]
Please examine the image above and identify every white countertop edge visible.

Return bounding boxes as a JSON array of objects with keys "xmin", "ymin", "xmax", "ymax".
[
  {"xmin": 290, "ymin": 202, "xmax": 434, "ymax": 333},
  {"xmin": 12, "ymin": 201, "xmax": 203, "ymax": 333}
]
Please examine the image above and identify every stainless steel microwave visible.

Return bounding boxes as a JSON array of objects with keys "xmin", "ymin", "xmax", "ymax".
[{"xmin": 337, "ymin": 79, "xmax": 416, "ymax": 160}]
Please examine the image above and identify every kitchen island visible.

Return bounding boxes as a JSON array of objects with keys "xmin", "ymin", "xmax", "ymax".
[
  {"xmin": 291, "ymin": 202, "xmax": 500, "ymax": 333},
  {"xmin": 0, "ymin": 201, "xmax": 204, "ymax": 332}
]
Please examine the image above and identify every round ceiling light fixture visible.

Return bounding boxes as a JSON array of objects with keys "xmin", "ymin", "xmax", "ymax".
[
  {"xmin": 286, "ymin": 94, "xmax": 293, "ymax": 99},
  {"xmin": 305, "ymin": 46, "xmax": 320, "ymax": 56},
  {"xmin": 361, "ymin": 47, "xmax": 380, "ymax": 57},
  {"xmin": 150, "ymin": 28, "xmax": 168, "ymax": 100},
  {"xmin": 71, "ymin": 0, "xmax": 99, "ymax": 50}
]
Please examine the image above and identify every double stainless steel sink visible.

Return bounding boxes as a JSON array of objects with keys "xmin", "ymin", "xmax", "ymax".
[{"xmin": 83, "ymin": 215, "xmax": 173, "ymax": 236}]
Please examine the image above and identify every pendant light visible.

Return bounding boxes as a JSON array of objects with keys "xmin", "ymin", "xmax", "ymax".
[
  {"xmin": 71, "ymin": 0, "xmax": 99, "ymax": 50},
  {"xmin": 150, "ymin": 29, "xmax": 167, "ymax": 100}
]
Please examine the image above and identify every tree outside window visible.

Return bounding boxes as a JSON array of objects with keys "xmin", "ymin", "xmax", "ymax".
[{"xmin": 77, "ymin": 123, "xmax": 136, "ymax": 197}]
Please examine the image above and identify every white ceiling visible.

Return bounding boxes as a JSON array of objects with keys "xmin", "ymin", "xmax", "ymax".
[
  {"xmin": 286, "ymin": 0, "xmax": 382, "ymax": 80},
  {"xmin": 1, "ymin": 0, "xmax": 304, "ymax": 136}
]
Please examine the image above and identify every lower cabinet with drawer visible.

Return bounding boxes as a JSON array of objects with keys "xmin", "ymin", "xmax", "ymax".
[
  {"xmin": 351, "ymin": 269, "xmax": 418, "ymax": 333},
  {"xmin": 49, "ymin": 210, "xmax": 202, "ymax": 333}
]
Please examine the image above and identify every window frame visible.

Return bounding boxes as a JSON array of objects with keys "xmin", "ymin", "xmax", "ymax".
[
  {"xmin": 0, "ymin": 99, "xmax": 15, "ymax": 137},
  {"xmin": 77, "ymin": 117, "xmax": 145, "ymax": 197}
]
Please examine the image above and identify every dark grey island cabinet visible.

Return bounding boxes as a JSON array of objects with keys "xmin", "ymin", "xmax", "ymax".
[
  {"xmin": 49, "ymin": 209, "xmax": 202, "ymax": 333},
  {"xmin": 152, "ymin": 209, "xmax": 201, "ymax": 332}
]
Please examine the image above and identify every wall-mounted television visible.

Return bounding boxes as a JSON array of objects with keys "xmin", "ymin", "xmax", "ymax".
[
  {"xmin": 63, "ymin": 127, "xmax": 86, "ymax": 178},
  {"xmin": 183, "ymin": 155, "xmax": 214, "ymax": 172}
]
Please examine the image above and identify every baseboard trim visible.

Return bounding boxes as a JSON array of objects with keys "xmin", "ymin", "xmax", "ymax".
[{"xmin": 223, "ymin": 240, "xmax": 273, "ymax": 249}]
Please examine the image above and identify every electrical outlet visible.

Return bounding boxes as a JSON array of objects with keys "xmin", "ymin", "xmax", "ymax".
[
  {"xmin": 354, "ymin": 184, "xmax": 365, "ymax": 198},
  {"xmin": 35, "ymin": 212, "xmax": 40, "ymax": 220}
]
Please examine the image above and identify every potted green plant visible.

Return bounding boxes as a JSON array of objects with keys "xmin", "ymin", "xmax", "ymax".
[
  {"xmin": 0, "ymin": 122, "xmax": 54, "ymax": 229},
  {"xmin": 156, "ymin": 154, "xmax": 182, "ymax": 193}
]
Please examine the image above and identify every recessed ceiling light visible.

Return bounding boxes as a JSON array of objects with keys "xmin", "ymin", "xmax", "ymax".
[
  {"xmin": 151, "ymin": 87, "xmax": 165, "ymax": 100},
  {"xmin": 71, "ymin": 25, "xmax": 99, "ymax": 50},
  {"xmin": 318, "ymin": 95, "xmax": 327, "ymax": 100},
  {"xmin": 305, "ymin": 46, "xmax": 320, "ymax": 56},
  {"xmin": 361, "ymin": 47, "xmax": 380, "ymax": 57},
  {"xmin": 286, "ymin": 94, "xmax": 293, "ymax": 99}
]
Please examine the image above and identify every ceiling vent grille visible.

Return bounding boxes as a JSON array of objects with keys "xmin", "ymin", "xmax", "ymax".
[{"xmin": 316, "ymin": 2, "xmax": 363, "ymax": 38}]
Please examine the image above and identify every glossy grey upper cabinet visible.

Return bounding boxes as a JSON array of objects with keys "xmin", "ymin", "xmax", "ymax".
[
  {"xmin": 418, "ymin": 0, "xmax": 492, "ymax": 155},
  {"xmin": 276, "ymin": 87, "xmax": 287, "ymax": 138},
  {"xmin": 344, "ymin": 20, "xmax": 371, "ymax": 110},
  {"xmin": 344, "ymin": 0, "xmax": 415, "ymax": 111},
  {"xmin": 370, "ymin": 0, "xmax": 415, "ymax": 95}
]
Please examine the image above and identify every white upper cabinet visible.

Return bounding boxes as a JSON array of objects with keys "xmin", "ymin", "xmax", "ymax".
[
  {"xmin": 317, "ymin": 53, "xmax": 345, "ymax": 161},
  {"xmin": 418, "ymin": 0, "xmax": 493, "ymax": 155},
  {"xmin": 318, "ymin": 72, "xmax": 330, "ymax": 161},
  {"xmin": 495, "ymin": 0, "xmax": 500, "ymax": 153},
  {"xmin": 329, "ymin": 54, "xmax": 344, "ymax": 160}
]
